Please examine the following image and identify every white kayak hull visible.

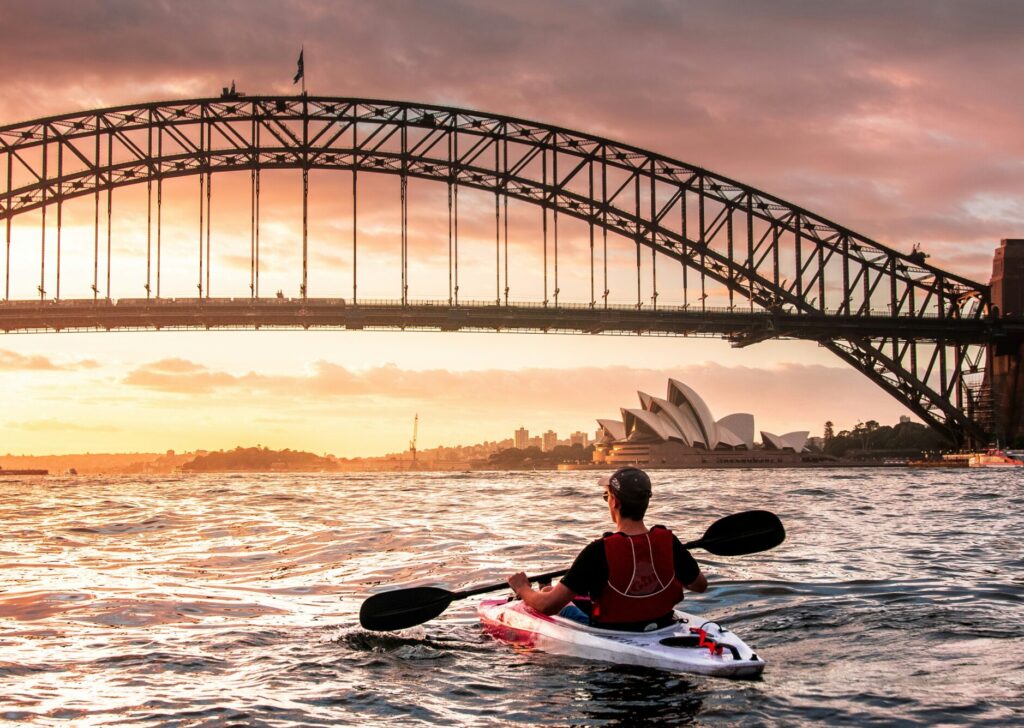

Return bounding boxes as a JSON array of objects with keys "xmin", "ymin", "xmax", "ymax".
[{"xmin": 478, "ymin": 598, "xmax": 765, "ymax": 679}]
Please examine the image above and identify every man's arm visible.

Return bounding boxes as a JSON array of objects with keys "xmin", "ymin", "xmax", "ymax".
[
  {"xmin": 672, "ymin": 534, "xmax": 708, "ymax": 593},
  {"xmin": 685, "ymin": 572, "xmax": 708, "ymax": 593},
  {"xmin": 507, "ymin": 572, "xmax": 575, "ymax": 615}
]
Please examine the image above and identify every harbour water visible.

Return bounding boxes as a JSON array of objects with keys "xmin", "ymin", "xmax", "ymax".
[{"xmin": 1, "ymin": 469, "xmax": 1022, "ymax": 726}]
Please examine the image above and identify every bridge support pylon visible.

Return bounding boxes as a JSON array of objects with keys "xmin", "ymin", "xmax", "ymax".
[{"xmin": 988, "ymin": 239, "xmax": 1024, "ymax": 447}]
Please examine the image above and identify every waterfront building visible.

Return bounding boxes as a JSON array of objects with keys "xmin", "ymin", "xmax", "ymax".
[
  {"xmin": 542, "ymin": 430, "xmax": 558, "ymax": 452},
  {"xmin": 514, "ymin": 427, "xmax": 529, "ymax": 449},
  {"xmin": 593, "ymin": 379, "xmax": 811, "ymax": 467},
  {"xmin": 570, "ymin": 431, "xmax": 589, "ymax": 447}
]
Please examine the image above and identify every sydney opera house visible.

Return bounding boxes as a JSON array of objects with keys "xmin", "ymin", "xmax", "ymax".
[{"xmin": 592, "ymin": 379, "xmax": 812, "ymax": 468}]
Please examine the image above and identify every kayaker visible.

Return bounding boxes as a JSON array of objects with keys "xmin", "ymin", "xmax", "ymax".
[{"xmin": 507, "ymin": 466, "xmax": 707, "ymax": 631}]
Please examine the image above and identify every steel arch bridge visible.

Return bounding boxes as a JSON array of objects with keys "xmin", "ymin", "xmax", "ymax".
[{"xmin": 0, "ymin": 95, "xmax": 1018, "ymax": 445}]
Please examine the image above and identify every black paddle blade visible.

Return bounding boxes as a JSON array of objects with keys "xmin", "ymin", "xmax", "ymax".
[
  {"xmin": 694, "ymin": 510, "xmax": 785, "ymax": 556},
  {"xmin": 359, "ymin": 586, "xmax": 454, "ymax": 631}
]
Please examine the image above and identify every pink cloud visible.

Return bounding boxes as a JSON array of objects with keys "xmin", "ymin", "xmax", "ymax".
[{"xmin": 0, "ymin": 349, "xmax": 98, "ymax": 371}]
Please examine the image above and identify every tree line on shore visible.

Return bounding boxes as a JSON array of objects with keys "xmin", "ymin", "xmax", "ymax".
[{"xmin": 820, "ymin": 419, "xmax": 947, "ymax": 457}]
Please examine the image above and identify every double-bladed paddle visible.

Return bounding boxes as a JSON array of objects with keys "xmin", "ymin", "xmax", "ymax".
[{"xmin": 359, "ymin": 509, "xmax": 785, "ymax": 632}]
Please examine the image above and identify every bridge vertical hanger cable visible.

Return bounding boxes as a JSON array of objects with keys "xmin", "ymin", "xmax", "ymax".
[
  {"xmin": 771, "ymin": 224, "xmax": 780, "ymax": 303},
  {"xmin": 495, "ymin": 125, "xmax": 500, "ymax": 306},
  {"xmin": 681, "ymin": 185, "xmax": 688, "ymax": 309},
  {"xmin": 206, "ymin": 120, "xmax": 212, "ymax": 299},
  {"xmin": 250, "ymin": 113, "xmax": 255, "ymax": 298},
  {"xmin": 4, "ymin": 149, "xmax": 10, "ymax": 300},
  {"xmin": 601, "ymin": 145, "xmax": 608, "ymax": 309},
  {"xmin": 198, "ymin": 109, "xmax": 205, "ymax": 299},
  {"xmin": 503, "ymin": 131, "xmax": 509, "ymax": 306},
  {"xmin": 698, "ymin": 174, "xmax": 706, "ymax": 312},
  {"xmin": 794, "ymin": 221, "xmax": 803, "ymax": 302},
  {"xmin": 447, "ymin": 124, "xmax": 453, "ymax": 306},
  {"xmin": 93, "ymin": 116, "xmax": 99, "ymax": 300},
  {"xmin": 198, "ymin": 159, "xmax": 204, "ymax": 298},
  {"xmin": 302, "ymin": 96, "xmax": 309, "ymax": 299},
  {"xmin": 649, "ymin": 158, "xmax": 657, "ymax": 311},
  {"xmin": 841, "ymin": 237, "xmax": 851, "ymax": 315},
  {"xmin": 40, "ymin": 124, "xmax": 47, "ymax": 301},
  {"xmin": 454, "ymin": 116, "xmax": 459, "ymax": 306},
  {"xmin": 634, "ymin": 173, "xmax": 641, "ymax": 310},
  {"xmin": 553, "ymin": 137, "xmax": 559, "ymax": 307},
  {"xmin": 146, "ymin": 115, "xmax": 152, "ymax": 299},
  {"xmin": 106, "ymin": 130, "xmax": 112, "ymax": 299},
  {"xmin": 746, "ymin": 193, "xmax": 754, "ymax": 313},
  {"xmin": 542, "ymin": 143, "xmax": 547, "ymax": 306},
  {"xmin": 352, "ymin": 115, "xmax": 357, "ymax": 305},
  {"xmin": 400, "ymin": 109, "xmax": 408, "ymax": 306},
  {"xmin": 726, "ymin": 207, "xmax": 734, "ymax": 310},
  {"xmin": 57, "ymin": 131, "xmax": 63, "ymax": 300},
  {"xmin": 816, "ymin": 218, "xmax": 826, "ymax": 311},
  {"xmin": 255, "ymin": 117, "xmax": 261, "ymax": 299},
  {"xmin": 157, "ymin": 124, "xmax": 163, "ymax": 298},
  {"xmin": 589, "ymin": 156, "xmax": 595, "ymax": 308}
]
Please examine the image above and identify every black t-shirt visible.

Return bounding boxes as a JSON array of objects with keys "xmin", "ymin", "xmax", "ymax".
[{"xmin": 560, "ymin": 527, "xmax": 701, "ymax": 600}]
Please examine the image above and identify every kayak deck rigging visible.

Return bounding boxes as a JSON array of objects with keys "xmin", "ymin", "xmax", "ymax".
[{"xmin": 478, "ymin": 597, "xmax": 765, "ymax": 679}]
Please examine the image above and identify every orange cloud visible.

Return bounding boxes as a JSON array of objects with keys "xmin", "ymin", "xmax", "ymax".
[
  {"xmin": 0, "ymin": 349, "xmax": 99, "ymax": 371},
  {"xmin": 17, "ymin": 419, "xmax": 118, "ymax": 432}
]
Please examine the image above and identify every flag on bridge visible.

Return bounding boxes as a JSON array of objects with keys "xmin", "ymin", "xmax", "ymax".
[{"xmin": 293, "ymin": 49, "xmax": 304, "ymax": 84}]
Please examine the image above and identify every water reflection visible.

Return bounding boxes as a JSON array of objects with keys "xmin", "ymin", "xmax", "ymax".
[{"xmin": 0, "ymin": 469, "xmax": 1022, "ymax": 725}]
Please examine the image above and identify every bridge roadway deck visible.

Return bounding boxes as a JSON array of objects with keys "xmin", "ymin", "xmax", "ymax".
[{"xmin": 0, "ymin": 298, "xmax": 1014, "ymax": 343}]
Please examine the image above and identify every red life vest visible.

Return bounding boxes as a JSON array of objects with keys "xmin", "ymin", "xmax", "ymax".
[{"xmin": 592, "ymin": 526, "xmax": 684, "ymax": 627}]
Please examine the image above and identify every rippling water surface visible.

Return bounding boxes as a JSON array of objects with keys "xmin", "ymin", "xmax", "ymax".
[{"xmin": 1, "ymin": 469, "xmax": 1022, "ymax": 726}]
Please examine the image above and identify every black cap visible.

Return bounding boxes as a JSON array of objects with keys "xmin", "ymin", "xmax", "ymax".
[{"xmin": 598, "ymin": 467, "xmax": 652, "ymax": 501}]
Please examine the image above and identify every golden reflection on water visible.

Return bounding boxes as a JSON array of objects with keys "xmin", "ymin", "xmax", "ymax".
[{"xmin": 1, "ymin": 469, "xmax": 1022, "ymax": 725}]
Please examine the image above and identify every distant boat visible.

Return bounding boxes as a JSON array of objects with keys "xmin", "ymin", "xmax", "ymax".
[
  {"xmin": 968, "ymin": 449, "xmax": 1024, "ymax": 468},
  {"xmin": 0, "ymin": 466, "xmax": 48, "ymax": 476}
]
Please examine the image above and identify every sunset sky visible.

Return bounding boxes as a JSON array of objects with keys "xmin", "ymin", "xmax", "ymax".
[{"xmin": 2, "ymin": 0, "xmax": 1022, "ymax": 456}]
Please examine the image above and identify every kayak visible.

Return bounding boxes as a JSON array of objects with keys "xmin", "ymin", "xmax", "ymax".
[{"xmin": 478, "ymin": 598, "xmax": 765, "ymax": 678}]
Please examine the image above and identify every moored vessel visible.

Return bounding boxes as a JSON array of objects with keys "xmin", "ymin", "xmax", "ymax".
[
  {"xmin": 0, "ymin": 466, "xmax": 48, "ymax": 476},
  {"xmin": 968, "ymin": 449, "xmax": 1024, "ymax": 468}
]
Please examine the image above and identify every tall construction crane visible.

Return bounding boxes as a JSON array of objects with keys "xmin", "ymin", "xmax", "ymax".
[{"xmin": 409, "ymin": 413, "xmax": 419, "ymax": 466}]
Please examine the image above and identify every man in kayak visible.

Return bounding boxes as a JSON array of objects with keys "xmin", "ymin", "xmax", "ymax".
[{"xmin": 507, "ymin": 466, "xmax": 707, "ymax": 631}]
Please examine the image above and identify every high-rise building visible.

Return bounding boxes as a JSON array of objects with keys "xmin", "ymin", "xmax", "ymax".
[
  {"xmin": 570, "ymin": 431, "xmax": 589, "ymax": 447},
  {"xmin": 542, "ymin": 430, "xmax": 558, "ymax": 452},
  {"xmin": 514, "ymin": 427, "xmax": 529, "ymax": 449},
  {"xmin": 528, "ymin": 435, "xmax": 543, "ymax": 449}
]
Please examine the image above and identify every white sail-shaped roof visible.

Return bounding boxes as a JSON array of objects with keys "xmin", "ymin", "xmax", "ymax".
[
  {"xmin": 782, "ymin": 431, "xmax": 810, "ymax": 452},
  {"xmin": 597, "ymin": 419, "xmax": 626, "ymax": 442},
  {"xmin": 761, "ymin": 431, "xmax": 786, "ymax": 450},
  {"xmin": 622, "ymin": 408, "xmax": 674, "ymax": 442},
  {"xmin": 638, "ymin": 391, "xmax": 654, "ymax": 410},
  {"xmin": 717, "ymin": 413, "xmax": 755, "ymax": 449},
  {"xmin": 716, "ymin": 424, "xmax": 745, "ymax": 449},
  {"xmin": 761, "ymin": 430, "xmax": 809, "ymax": 452},
  {"xmin": 648, "ymin": 396, "xmax": 706, "ymax": 448},
  {"xmin": 652, "ymin": 409, "xmax": 687, "ymax": 443},
  {"xmin": 667, "ymin": 378, "xmax": 718, "ymax": 448}
]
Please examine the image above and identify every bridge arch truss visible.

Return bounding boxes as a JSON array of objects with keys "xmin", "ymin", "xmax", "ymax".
[{"xmin": 0, "ymin": 96, "xmax": 999, "ymax": 444}]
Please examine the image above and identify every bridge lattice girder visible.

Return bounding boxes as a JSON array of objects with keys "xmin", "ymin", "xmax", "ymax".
[{"xmin": 0, "ymin": 96, "xmax": 997, "ymax": 444}]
